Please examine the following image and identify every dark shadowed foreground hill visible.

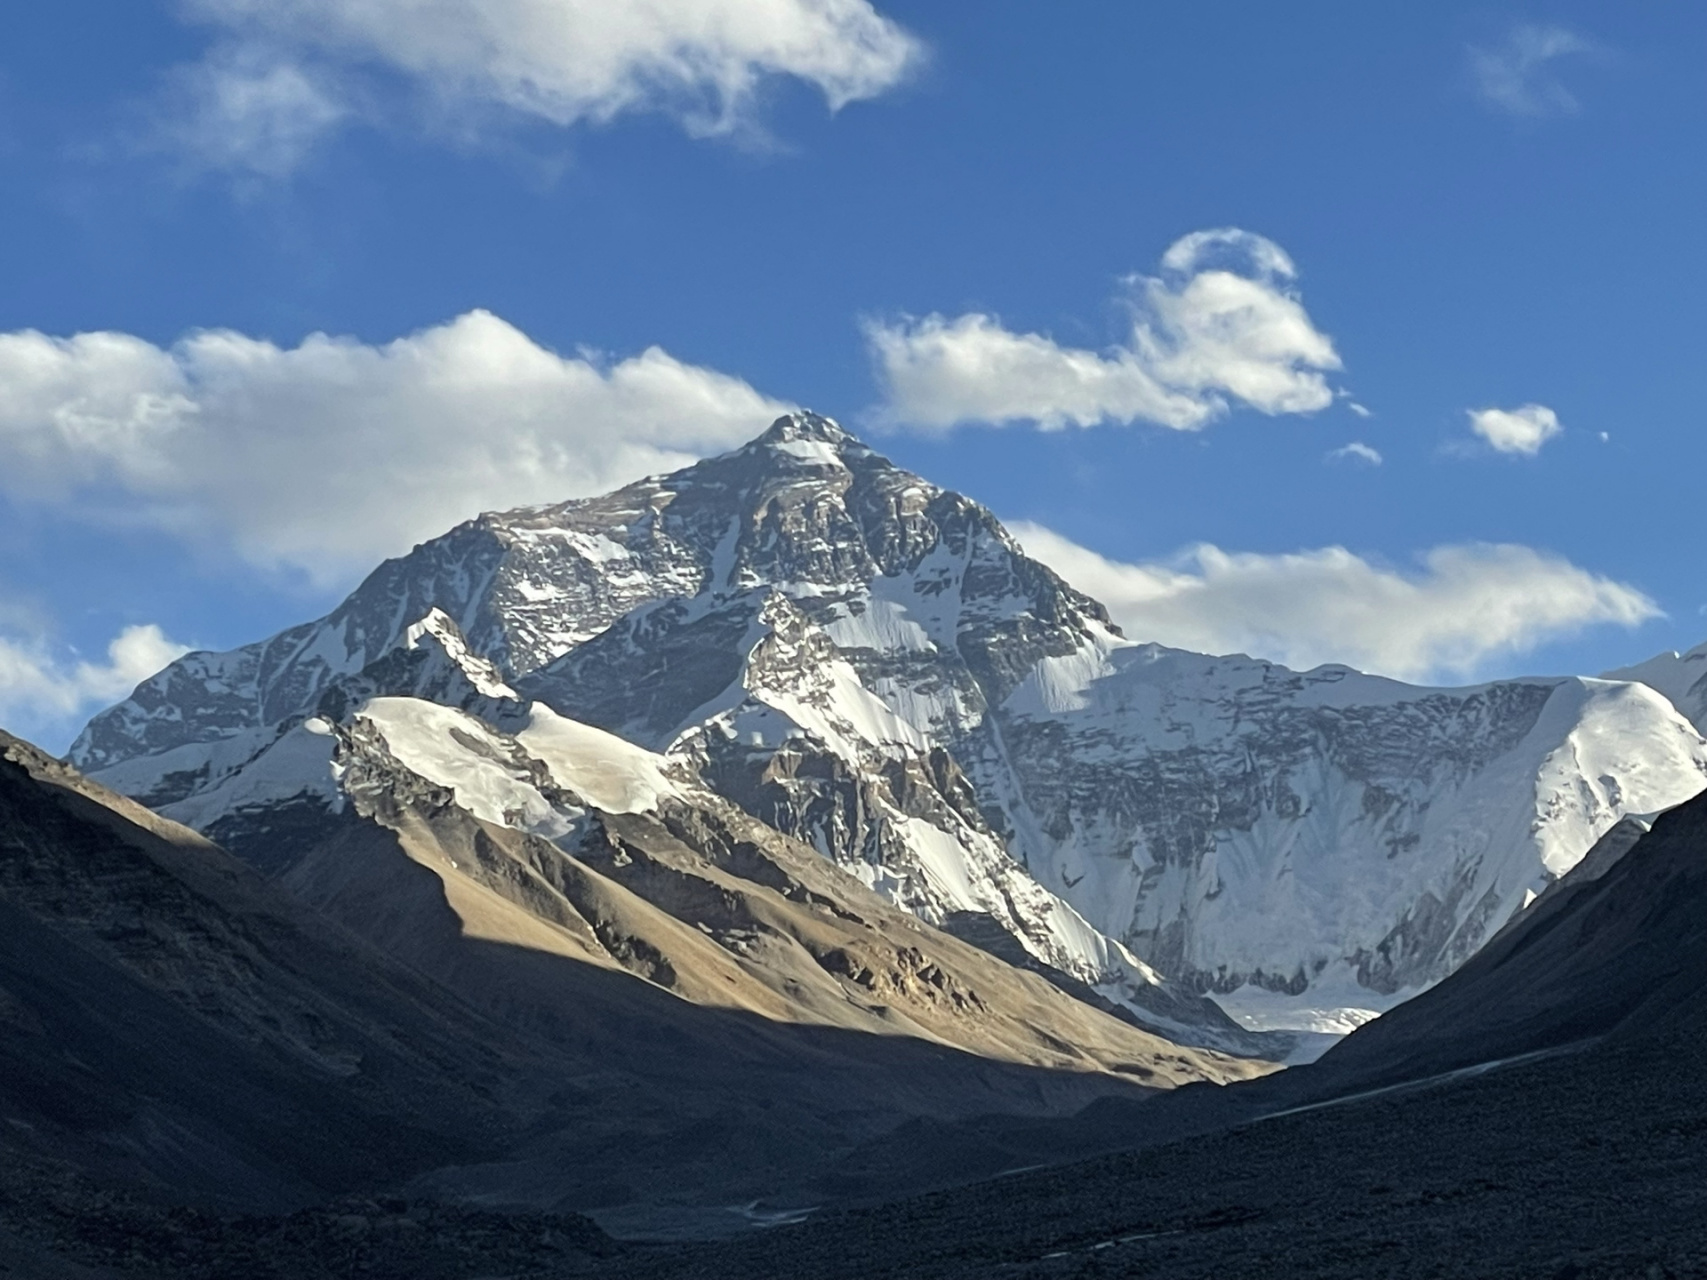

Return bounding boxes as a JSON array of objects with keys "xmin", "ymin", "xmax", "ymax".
[
  {"xmin": 0, "ymin": 730, "xmax": 533, "ymax": 1210},
  {"xmin": 604, "ymin": 790, "xmax": 1707, "ymax": 1279},
  {"xmin": 0, "ymin": 728, "xmax": 1248, "ymax": 1275},
  {"xmin": 0, "ymin": 728, "xmax": 625, "ymax": 1275}
]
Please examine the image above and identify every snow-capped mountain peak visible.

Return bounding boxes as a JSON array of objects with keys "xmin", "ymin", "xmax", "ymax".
[{"xmin": 69, "ymin": 413, "xmax": 1707, "ymax": 1044}]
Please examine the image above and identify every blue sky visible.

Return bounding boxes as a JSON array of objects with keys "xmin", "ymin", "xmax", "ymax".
[{"xmin": 0, "ymin": 1, "xmax": 1702, "ymax": 749}]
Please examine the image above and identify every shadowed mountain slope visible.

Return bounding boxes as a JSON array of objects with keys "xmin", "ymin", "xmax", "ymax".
[
  {"xmin": 0, "ymin": 730, "xmax": 537, "ymax": 1213},
  {"xmin": 0, "ymin": 722, "xmax": 1272, "ymax": 1263}
]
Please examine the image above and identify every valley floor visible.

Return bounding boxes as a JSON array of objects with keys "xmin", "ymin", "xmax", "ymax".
[
  {"xmin": 9, "ymin": 1026, "xmax": 1704, "ymax": 1279},
  {"xmin": 0, "ymin": 1143, "xmax": 618, "ymax": 1279},
  {"xmin": 607, "ymin": 1026, "xmax": 1707, "ymax": 1280}
]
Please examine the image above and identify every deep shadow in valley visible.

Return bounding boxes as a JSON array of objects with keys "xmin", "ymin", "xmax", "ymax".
[{"xmin": 606, "ymin": 1020, "xmax": 1707, "ymax": 1280}]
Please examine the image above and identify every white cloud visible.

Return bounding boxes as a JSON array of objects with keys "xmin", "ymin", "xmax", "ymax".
[
  {"xmin": 1347, "ymin": 401, "xmax": 1372, "ymax": 419},
  {"xmin": 865, "ymin": 313, "xmax": 1210, "ymax": 432},
  {"xmin": 0, "ymin": 624, "xmax": 189, "ymax": 740},
  {"xmin": 1327, "ymin": 441, "xmax": 1382, "ymax": 466},
  {"xmin": 0, "ymin": 309, "xmax": 792, "ymax": 583},
  {"xmin": 1469, "ymin": 403, "xmax": 1562, "ymax": 456},
  {"xmin": 171, "ymin": 0, "xmax": 922, "ymax": 170},
  {"xmin": 868, "ymin": 228, "xmax": 1341, "ymax": 432},
  {"xmin": 1469, "ymin": 25, "xmax": 1593, "ymax": 118},
  {"xmin": 1010, "ymin": 522, "xmax": 1658, "ymax": 683}
]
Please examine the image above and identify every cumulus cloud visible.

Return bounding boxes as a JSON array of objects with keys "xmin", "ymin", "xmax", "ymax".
[
  {"xmin": 1469, "ymin": 403, "xmax": 1562, "ymax": 456},
  {"xmin": 0, "ymin": 625, "xmax": 189, "ymax": 741},
  {"xmin": 868, "ymin": 228, "xmax": 1341, "ymax": 432},
  {"xmin": 1469, "ymin": 25, "xmax": 1593, "ymax": 118},
  {"xmin": 1327, "ymin": 441, "xmax": 1382, "ymax": 466},
  {"xmin": 1010, "ymin": 522, "xmax": 1658, "ymax": 683},
  {"xmin": 169, "ymin": 0, "xmax": 922, "ymax": 170},
  {"xmin": 0, "ymin": 309, "xmax": 791, "ymax": 582}
]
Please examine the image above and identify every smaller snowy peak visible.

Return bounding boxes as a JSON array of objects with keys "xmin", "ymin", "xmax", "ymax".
[
  {"xmin": 357, "ymin": 694, "xmax": 687, "ymax": 825},
  {"xmin": 352, "ymin": 697, "xmax": 587, "ymax": 843},
  {"xmin": 515, "ymin": 704, "xmax": 684, "ymax": 815},
  {"xmin": 1605, "ymin": 638, "xmax": 1707, "ymax": 734},
  {"xmin": 1523, "ymin": 677, "xmax": 1707, "ymax": 877},
  {"xmin": 147, "ymin": 689, "xmax": 692, "ymax": 871}
]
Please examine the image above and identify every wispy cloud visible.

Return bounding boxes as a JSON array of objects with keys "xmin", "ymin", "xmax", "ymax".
[
  {"xmin": 1468, "ymin": 24, "xmax": 1594, "ymax": 118},
  {"xmin": 1010, "ymin": 523, "xmax": 1658, "ymax": 684},
  {"xmin": 160, "ymin": 0, "xmax": 924, "ymax": 174},
  {"xmin": 154, "ymin": 52, "xmax": 348, "ymax": 179},
  {"xmin": 0, "ymin": 624, "xmax": 189, "ymax": 746},
  {"xmin": 1327, "ymin": 441, "xmax": 1382, "ymax": 466},
  {"xmin": 867, "ymin": 228, "xmax": 1342, "ymax": 433}
]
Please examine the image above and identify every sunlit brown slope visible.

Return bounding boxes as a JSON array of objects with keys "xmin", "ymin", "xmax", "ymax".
[{"xmin": 294, "ymin": 712, "xmax": 1261, "ymax": 1081}]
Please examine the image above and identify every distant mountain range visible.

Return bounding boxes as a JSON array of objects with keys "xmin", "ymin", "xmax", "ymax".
[{"xmin": 71, "ymin": 413, "xmax": 1707, "ymax": 1047}]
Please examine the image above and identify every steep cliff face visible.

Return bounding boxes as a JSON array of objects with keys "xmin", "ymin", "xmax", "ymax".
[{"xmin": 72, "ymin": 413, "xmax": 1707, "ymax": 1032}]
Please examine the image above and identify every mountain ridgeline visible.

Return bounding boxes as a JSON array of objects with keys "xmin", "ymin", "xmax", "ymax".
[{"xmin": 73, "ymin": 412, "xmax": 1707, "ymax": 1040}]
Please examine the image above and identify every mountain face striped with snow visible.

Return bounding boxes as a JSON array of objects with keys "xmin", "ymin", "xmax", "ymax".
[{"xmin": 71, "ymin": 413, "xmax": 1707, "ymax": 1035}]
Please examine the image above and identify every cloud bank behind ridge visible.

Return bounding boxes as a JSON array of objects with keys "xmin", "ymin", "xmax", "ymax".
[{"xmin": 1011, "ymin": 522, "xmax": 1657, "ymax": 684}]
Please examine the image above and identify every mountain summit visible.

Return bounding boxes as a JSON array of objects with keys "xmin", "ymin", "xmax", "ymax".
[{"xmin": 72, "ymin": 413, "xmax": 1707, "ymax": 1040}]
